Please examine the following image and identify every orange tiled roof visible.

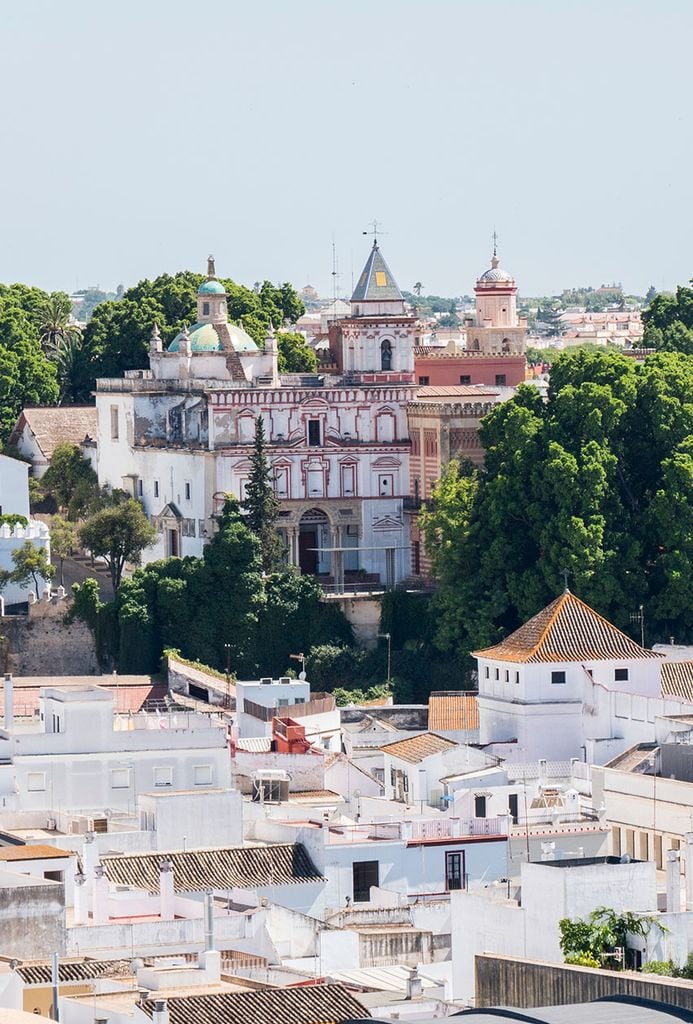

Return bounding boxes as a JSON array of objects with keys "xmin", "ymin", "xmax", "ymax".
[
  {"xmin": 0, "ymin": 845, "xmax": 73, "ymax": 861},
  {"xmin": 428, "ymin": 692, "xmax": 479, "ymax": 731},
  {"xmin": 473, "ymin": 590, "xmax": 661, "ymax": 665},
  {"xmin": 381, "ymin": 732, "xmax": 457, "ymax": 764},
  {"xmin": 661, "ymin": 661, "xmax": 693, "ymax": 703},
  {"xmin": 10, "ymin": 406, "xmax": 97, "ymax": 460}
]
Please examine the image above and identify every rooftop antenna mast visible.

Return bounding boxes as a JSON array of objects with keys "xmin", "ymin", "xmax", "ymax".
[{"xmin": 331, "ymin": 239, "xmax": 341, "ymax": 305}]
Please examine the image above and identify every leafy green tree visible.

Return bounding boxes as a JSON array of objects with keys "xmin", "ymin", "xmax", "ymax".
[
  {"xmin": 0, "ymin": 302, "xmax": 58, "ymax": 439},
  {"xmin": 642, "ymin": 283, "xmax": 693, "ymax": 353},
  {"xmin": 50, "ymin": 516, "xmax": 77, "ymax": 587},
  {"xmin": 241, "ymin": 417, "xmax": 283, "ymax": 570},
  {"xmin": 10, "ymin": 540, "xmax": 55, "ymax": 598},
  {"xmin": 42, "ymin": 442, "xmax": 99, "ymax": 516},
  {"xmin": 277, "ymin": 331, "xmax": 318, "ymax": 373},
  {"xmin": 645, "ymin": 285, "xmax": 657, "ymax": 305},
  {"xmin": 423, "ymin": 348, "xmax": 693, "ymax": 658},
  {"xmin": 79, "ymin": 498, "xmax": 157, "ymax": 591}
]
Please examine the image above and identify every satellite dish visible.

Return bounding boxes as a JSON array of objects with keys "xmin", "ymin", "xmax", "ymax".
[{"xmin": 299, "ymin": 670, "xmax": 307, "ymax": 680}]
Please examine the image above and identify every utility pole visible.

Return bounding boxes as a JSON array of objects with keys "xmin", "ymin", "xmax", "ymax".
[
  {"xmin": 378, "ymin": 632, "xmax": 392, "ymax": 686},
  {"xmin": 224, "ymin": 643, "xmax": 231, "ymax": 706}
]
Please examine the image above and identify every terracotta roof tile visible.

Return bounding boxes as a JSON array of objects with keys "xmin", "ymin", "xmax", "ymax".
[
  {"xmin": 0, "ymin": 845, "xmax": 73, "ymax": 861},
  {"xmin": 141, "ymin": 984, "xmax": 367, "ymax": 1024},
  {"xmin": 381, "ymin": 732, "xmax": 457, "ymax": 764},
  {"xmin": 473, "ymin": 590, "xmax": 661, "ymax": 664},
  {"xmin": 428, "ymin": 692, "xmax": 479, "ymax": 731},
  {"xmin": 102, "ymin": 844, "xmax": 324, "ymax": 892},
  {"xmin": 16, "ymin": 960, "xmax": 134, "ymax": 985},
  {"xmin": 661, "ymin": 661, "xmax": 693, "ymax": 702},
  {"xmin": 10, "ymin": 406, "xmax": 97, "ymax": 460}
]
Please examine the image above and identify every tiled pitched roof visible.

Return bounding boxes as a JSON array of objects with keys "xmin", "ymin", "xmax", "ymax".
[
  {"xmin": 351, "ymin": 243, "xmax": 403, "ymax": 303},
  {"xmin": 141, "ymin": 984, "xmax": 367, "ymax": 1024},
  {"xmin": 10, "ymin": 406, "xmax": 97, "ymax": 460},
  {"xmin": 428, "ymin": 692, "xmax": 479, "ymax": 732},
  {"xmin": 16, "ymin": 960, "xmax": 134, "ymax": 985},
  {"xmin": 473, "ymin": 590, "xmax": 661, "ymax": 664},
  {"xmin": 661, "ymin": 661, "xmax": 693, "ymax": 702},
  {"xmin": 381, "ymin": 732, "xmax": 457, "ymax": 764},
  {"xmin": 101, "ymin": 844, "xmax": 324, "ymax": 892},
  {"xmin": 415, "ymin": 385, "xmax": 500, "ymax": 398},
  {"xmin": 0, "ymin": 677, "xmax": 166, "ymax": 717},
  {"xmin": 0, "ymin": 845, "xmax": 73, "ymax": 861}
]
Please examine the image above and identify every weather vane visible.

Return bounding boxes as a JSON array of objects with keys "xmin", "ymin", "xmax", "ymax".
[
  {"xmin": 492, "ymin": 230, "xmax": 498, "ymax": 257},
  {"xmin": 363, "ymin": 219, "xmax": 387, "ymax": 245}
]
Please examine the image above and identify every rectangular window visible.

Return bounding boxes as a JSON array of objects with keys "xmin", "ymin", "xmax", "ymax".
[
  {"xmin": 418, "ymin": 376, "xmax": 430, "ymax": 385},
  {"xmin": 445, "ymin": 851, "xmax": 465, "ymax": 891},
  {"xmin": 202, "ymin": 301, "xmax": 210, "ymax": 316},
  {"xmin": 654, "ymin": 833, "xmax": 663, "ymax": 870},
  {"xmin": 504, "ymin": 670, "xmax": 509, "ymax": 682},
  {"xmin": 515, "ymin": 671, "xmax": 520, "ymax": 684},
  {"xmin": 485, "ymin": 667, "xmax": 489, "ymax": 679},
  {"xmin": 615, "ymin": 668, "xmax": 629, "ymax": 682},
  {"xmin": 193, "ymin": 764, "xmax": 213, "ymax": 786},
  {"xmin": 494, "ymin": 668, "xmax": 499, "ymax": 680},
  {"xmin": 612, "ymin": 826, "xmax": 621, "ymax": 857},
  {"xmin": 154, "ymin": 766, "xmax": 173, "ymax": 787},
  {"xmin": 308, "ymin": 420, "xmax": 321, "ymax": 446},
  {"xmin": 184, "ymin": 481, "xmax": 191, "ymax": 501},
  {"xmin": 508, "ymin": 793, "xmax": 519, "ymax": 824},
  {"xmin": 495, "ymin": 374, "xmax": 507, "ymax": 386},
  {"xmin": 137, "ymin": 479, "xmax": 143, "ymax": 497},
  {"xmin": 110, "ymin": 405, "xmax": 119, "ymax": 440},
  {"xmin": 154, "ymin": 480, "xmax": 160, "ymax": 498},
  {"xmin": 111, "ymin": 768, "xmax": 131, "ymax": 789},
  {"xmin": 551, "ymin": 670, "xmax": 567, "ymax": 684},
  {"xmin": 27, "ymin": 771, "xmax": 47, "ymax": 792},
  {"xmin": 353, "ymin": 860, "xmax": 379, "ymax": 902},
  {"xmin": 474, "ymin": 794, "xmax": 487, "ymax": 818},
  {"xmin": 459, "ymin": 375, "xmax": 471, "ymax": 385}
]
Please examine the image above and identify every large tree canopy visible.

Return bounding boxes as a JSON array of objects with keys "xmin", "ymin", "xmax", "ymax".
[
  {"xmin": 422, "ymin": 348, "xmax": 693, "ymax": 657},
  {"xmin": 643, "ymin": 283, "xmax": 693, "ymax": 353}
]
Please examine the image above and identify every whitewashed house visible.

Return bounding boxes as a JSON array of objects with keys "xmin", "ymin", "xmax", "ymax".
[
  {"xmin": 474, "ymin": 588, "xmax": 688, "ymax": 764},
  {"xmin": 234, "ymin": 675, "xmax": 340, "ymax": 750},
  {"xmin": 0, "ymin": 455, "xmax": 50, "ymax": 606}
]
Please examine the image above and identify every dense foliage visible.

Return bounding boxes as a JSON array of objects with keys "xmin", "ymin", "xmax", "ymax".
[
  {"xmin": 0, "ymin": 284, "xmax": 59, "ymax": 438},
  {"xmin": 277, "ymin": 331, "xmax": 318, "ymax": 373},
  {"xmin": 422, "ymin": 348, "xmax": 693, "ymax": 658},
  {"xmin": 73, "ymin": 499, "xmax": 351, "ymax": 675},
  {"xmin": 559, "ymin": 907, "xmax": 664, "ymax": 971},
  {"xmin": 643, "ymin": 282, "xmax": 693, "ymax": 353},
  {"xmin": 241, "ymin": 417, "xmax": 282, "ymax": 571}
]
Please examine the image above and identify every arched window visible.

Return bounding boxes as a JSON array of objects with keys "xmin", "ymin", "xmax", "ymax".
[
  {"xmin": 381, "ymin": 339, "xmax": 393, "ymax": 371},
  {"xmin": 502, "ymin": 338, "xmax": 510, "ymax": 354}
]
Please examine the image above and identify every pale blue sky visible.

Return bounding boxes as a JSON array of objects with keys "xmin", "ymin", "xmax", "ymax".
[{"xmin": 1, "ymin": 0, "xmax": 690, "ymax": 299}]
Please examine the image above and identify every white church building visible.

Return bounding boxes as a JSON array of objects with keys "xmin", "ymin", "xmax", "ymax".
[{"xmin": 95, "ymin": 245, "xmax": 421, "ymax": 587}]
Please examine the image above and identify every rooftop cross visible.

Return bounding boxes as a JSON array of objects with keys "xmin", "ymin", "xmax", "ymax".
[
  {"xmin": 363, "ymin": 219, "xmax": 387, "ymax": 246},
  {"xmin": 562, "ymin": 567, "xmax": 570, "ymax": 592}
]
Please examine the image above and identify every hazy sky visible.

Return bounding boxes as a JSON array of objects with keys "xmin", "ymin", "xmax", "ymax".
[{"xmin": 1, "ymin": 0, "xmax": 691, "ymax": 299}]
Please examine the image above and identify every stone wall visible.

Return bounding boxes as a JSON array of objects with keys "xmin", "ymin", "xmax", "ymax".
[
  {"xmin": 0, "ymin": 875, "xmax": 66, "ymax": 959},
  {"xmin": 1, "ymin": 598, "xmax": 99, "ymax": 677}
]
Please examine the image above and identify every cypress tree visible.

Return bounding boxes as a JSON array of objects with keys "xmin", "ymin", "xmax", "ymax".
[{"xmin": 241, "ymin": 416, "xmax": 283, "ymax": 570}]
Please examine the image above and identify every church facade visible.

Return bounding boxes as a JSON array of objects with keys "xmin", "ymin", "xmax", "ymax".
[{"xmin": 95, "ymin": 246, "xmax": 419, "ymax": 587}]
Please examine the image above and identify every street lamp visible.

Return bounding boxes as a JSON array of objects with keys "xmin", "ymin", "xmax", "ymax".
[
  {"xmin": 290, "ymin": 652, "xmax": 306, "ymax": 679},
  {"xmin": 377, "ymin": 632, "xmax": 392, "ymax": 686},
  {"xmin": 224, "ymin": 643, "xmax": 231, "ymax": 705}
]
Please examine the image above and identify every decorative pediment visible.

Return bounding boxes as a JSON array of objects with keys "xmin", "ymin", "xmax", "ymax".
[
  {"xmin": 300, "ymin": 396, "xmax": 329, "ymax": 410},
  {"xmin": 372, "ymin": 455, "xmax": 402, "ymax": 468},
  {"xmin": 157, "ymin": 502, "xmax": 183, "ymax": 521},
  {"xmin": 372, "ymin": 515, "xmax": 403, "ymax": 532}
]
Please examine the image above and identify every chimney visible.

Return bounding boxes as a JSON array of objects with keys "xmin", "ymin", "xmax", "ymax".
[
  {"xmin": 159, "ymin": 859, "xmax": 174, "ymax": 921},
  {"xmin": 51, "ymin": 952, "xmax": 60, "ymax": 1024},
  {"xmin": 73, "ymin": 871, "xmax": 88, "ymax": 926},
  {"xmin": 685, "ymin": 834, "xmax": 693, "ymax": 912},
  {"xmin": 198, "ymin": 892, "xmax": 220, "ymax": 979},
  {"xmin": 203, "ymin": 891, "xmax": 214, "ymax": 951},
  {"xmin": 666, "ymin": 849, "xmax": 681, "ymax": 913},
  {"xmin": 4, "ymin": 674, "xmax": 13, "ymax": 730},
  {"xmin": 406, "ymin": 972, "xmax": 423, "ymax": 1000},
  {"xmin": 92, "ymin": 864, "xmax": 109, "ymax": 925},
  {"xmin": 152, "ymin": 1000, "xmax": 169, "ymax": 1024}
]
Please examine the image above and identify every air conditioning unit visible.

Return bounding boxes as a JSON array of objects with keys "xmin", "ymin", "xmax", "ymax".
[
  {"xmin": 278, "ymin": 677, "xmax": 291, "ymax": 684},
  {"xmin": 260, "ymin": 677, "xmax": 273, "ymax": 685},
  {"xmin": 45, "ymin": 818, "xmax": 57, "ymax": 831},
  {"xmin": 89, "ymin": 817, "xmax": 108, "ymax": 834}
]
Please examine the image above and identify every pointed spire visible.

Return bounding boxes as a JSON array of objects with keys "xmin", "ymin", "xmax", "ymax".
[
  {"xmin": 179, "ymin": 320, "xmax": 191, "ymax": 356},
  {"xmin": 491, "ymin": 231, "xmax": 499, "ymax": 269},
  {"xmin": 150, "ymin": 321, "xmax": 162, "ymax": 354},
  {"xmin": 351, "ymin": 242, "xmax": 403, "ymax": 304},
  {"xmin": 207, "ymin": 254, "xmax": 216, "ymax": 278}
]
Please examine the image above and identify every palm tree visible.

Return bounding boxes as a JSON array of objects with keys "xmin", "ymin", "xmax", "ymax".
[
  {"xmin": 37, "ymin": 294, "xmax": 81, "ymax": 358},
  {"xmin": 413, "ymin": 282, "xmax": 424, "ymax": 298},
  {"xmin": 54, "ymin": 332, "xmax": 83, "ymax": 404}
]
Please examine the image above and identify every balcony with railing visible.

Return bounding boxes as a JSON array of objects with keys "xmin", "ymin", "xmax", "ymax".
[{"xmin": 242, "ymin": 693, "xmax": 336, "ymax": 723}]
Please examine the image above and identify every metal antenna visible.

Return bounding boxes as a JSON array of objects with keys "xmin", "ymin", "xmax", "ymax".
[
  {"xmin": 561, "ymin": 568, "xmax": 570, "ymax": 592},
  {"xmin": 331, "ymin": 240, "xmax": 341, "ymax": 305}
]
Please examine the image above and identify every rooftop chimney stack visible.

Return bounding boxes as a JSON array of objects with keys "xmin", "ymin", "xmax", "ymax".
[
  {"xmin": 152, "ymin": 1000, "xmax": 169, "ymax": 1024},
  {"xmin": 666, "ymin": 849, "xmax": 681, "ymax": 913},
  {"xmin": 159, "ymin": 859, "xmax": 174, "ymax": 921},
  {"xmin": 4, "ymin": 674, "xmax": 13, "ymax": 731},
  {"xmin": 685, "ymin": 834, "xmax": 693, "ymax": 912}
]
